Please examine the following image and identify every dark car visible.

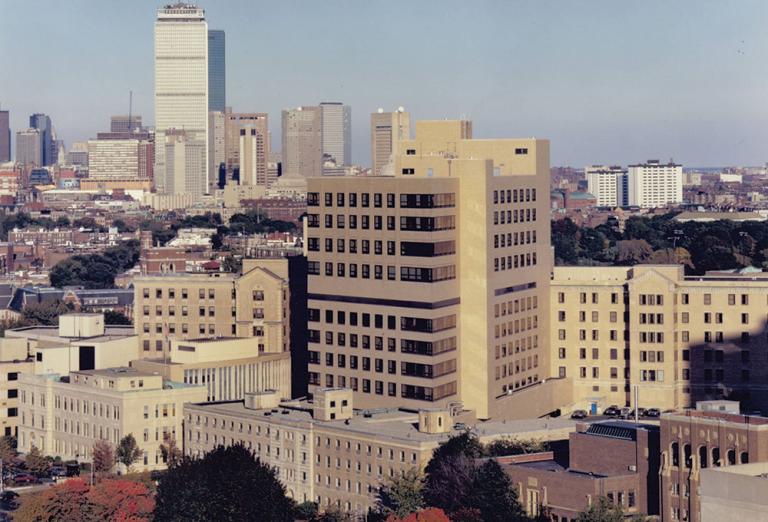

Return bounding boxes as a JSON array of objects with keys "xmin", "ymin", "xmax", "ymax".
[
  {"xmin": 645, "ymin": 408, "xmax": 661, "ymax": 418},
  {"xmin": 0, "ymin": 490, "xmax": 19, "ymax": 510},
  {"xmin": 12, "ymin": 473, "xmax": 37, "ymax": 485},
  {"xmin": 603, "ymin": 405, "xmax": 620, "ymax": 417},
  {"xmin": 570, "ymin": 409, "xmax": 588, "ymax": 419}
]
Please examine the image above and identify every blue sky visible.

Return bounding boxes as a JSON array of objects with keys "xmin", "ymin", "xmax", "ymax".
[{"xmin": 1, "ymin": 0, "xmax": 767, "ymax": 167}]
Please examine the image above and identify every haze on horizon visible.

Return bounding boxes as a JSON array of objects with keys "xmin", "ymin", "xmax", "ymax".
[{"xmin": 1, "ymin": 0, "xmax": 766, "ymax": 168}]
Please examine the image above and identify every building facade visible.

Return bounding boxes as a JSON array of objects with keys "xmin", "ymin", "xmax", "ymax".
[
  {"xmin": 208, "ymin": 110, "xmax": 226, "ymax": 189},
  {"xmin": 207, "ymin": 29, "xmax": 225, "ymax": 112},
  {"xmin": 699, "ymin": 462, "xmax": 768, "ymax": 522},
  {"xmin": 370, "ymin": 108, "xmax": 410, "ymax": 176},
  {"xmin": 154, "ymin": 3, "xmax": 208, "ymax": 196},
  {"xmin": 282, "ymin": 106, "xmax": 322, "ymax": 179},
  {"xmin": 306, "ymin": 120, "xmax": 552, "ymax": 420},
  {"xmin": 163, "ymin": 130, "xmax": 205, "ymax": 196},
  {"xmin": 660, "ymin": 409, "xmax": 768, "ymax": 522},
  {"xmin": 133, "ymin": 258, "xmax": 291, "ymax": 360},
  {"xmin": 0, "ymin": 110, "xmax": 9, "ymax": 163},
  {"xmin": 239, "ymin": 124, "xmax": 270, "ymax": 187},
  {"xmin": 18, "ymin": 367, "xmax": 206, "ymax": 471},
  {"xmin": 320, "ymin": 102, "xmax": 351, "ymax": 168},
  {"xmin": 224, "ymin": 112, "xmax": 268, "ymax": 181},
  {"xmin": 87, "ymin": 139, "xmax": 145, "ymax": 181},
  {"xmin": 16, "ymin": 129, "xmax": 42, "ymax": 167},
  {"xmin": 585, "ymin": 165, "xmax": 627, "ymax": 207},
  {"xmin": 551, "ymin": 266, "xmax": 768, "ymax": 414},
  {"xmin": 626, "ymin": 160, "xmax": 683, "ymax": 208},
  {"xmin": 29, "ymin": 114, "xmax": 54, "ymax": 166}
]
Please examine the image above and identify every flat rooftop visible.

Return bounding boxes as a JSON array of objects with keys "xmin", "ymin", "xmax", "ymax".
[
  {"xmin": 75, "ymin": 367, "xmax": 158, "ymax": 379},
  {"xmin": 9, "ymin": 325, "xmax": 135, "ymax": 342}
]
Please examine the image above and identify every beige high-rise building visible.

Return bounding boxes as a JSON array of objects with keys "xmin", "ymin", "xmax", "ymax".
[
  {"xmin": 163, "ymin": 130, "xmax": 206, "ymax": 199},
  {"xmin": 133, "ymin": 259, "xmax": 291, "ymax": 360},
  {"xmin": 208, "ymin": 110, "xmax": 226, "ymax": 190},
  {"xmin": 239, "ymin": 124, "xmax": 270, "ymax": 187},
  {"xmin": 282, "ymin": 106, "xmax": 322, "ymax": 179},
  {"xmin": 370, "ymin": 108, "xmax": 410, "ymax": 176},
  {"xmin": 306, "ymin": 120, "xmax": 555, "ymax": 420},
  {"xmin": 18, "ymin": 367, "xmax": 206, "ymax": 472},
  {"xmin": 551, "ymin": 265, "xmax": 768, "ymax": 414},
  {"xmin": 224, "ymin": 112, "xmax": 268, "ymax": 182}
]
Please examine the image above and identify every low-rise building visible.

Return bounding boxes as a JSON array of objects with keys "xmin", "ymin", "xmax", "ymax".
[
  {"xmin": 131, "ymin": 337, "xmax": 291, "ymax": 401},
  {"xmin": 0, "ymin": 338, "xmax": 34, "ymax": 437},
  {"xmin": 501, "ymin": 420, "xmax": 660, "ymax": 520},
  {"xmin": 700, "ymin": 461, "xmax": 768, "ymax": 522},
  {"xmin": 18, "ymin": 367, "xmax": 206, "ymax": 471},
  {"xmin": 184, "ymin": 388, "xmax": 579, "ymax": 517},
  {"xmin": 660, "ymin": 406, "xmax": 768, "ymax": 522}
]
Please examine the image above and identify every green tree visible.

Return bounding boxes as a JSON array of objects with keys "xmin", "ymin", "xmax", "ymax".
[
  {"xmin": 159, "ymin": 434, "xmax": 182, "ymax": 469},
  {"xmin": 26, "ymin": 445, "xmax": 51, "ymax": 477},
  {"xmin": 575, "ymin": 496, "xmax": 624, "ymax": 522},
  {"xmin": 21, "ymin": 301, "xmax": 73, "ymax": 326},
  {"xmin": 485, "ymin": 437, "xmax": 548, "ymax": 456},
  {"xmin": 0, "ymin": 435, "xmax": 16, "ymax": 463},
  {"xmin": 116, "ymin": 434, "xmax": 142, "ymax": 473},
  {"xmin": 103, "ymin": 310, "xmax": 132, "ymax": 325},
  {"xmin": 293, "ymin": 501, "xmax": 319, "ymax": 521},
  {"xmin": 154, "ymin": 444, "xmax": 294, "ymax": 522},
  {"xmin": 470, "ymin": 459, "xmax": 526, "ymax": 522},
  {"xmin": 376, "ymin": 467, "xmax": 425, "ymax": 518}
]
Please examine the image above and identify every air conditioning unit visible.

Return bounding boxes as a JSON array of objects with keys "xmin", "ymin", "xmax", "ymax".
[{"xmin": 628, "ymin": 465, "xmax": 637, "ymax": 472}]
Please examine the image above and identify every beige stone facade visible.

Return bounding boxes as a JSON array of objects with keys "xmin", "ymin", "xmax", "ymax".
[
  {"xmin": 184, "ymin": 388, "xmax": 578, "ymax": 516},
  {"xmin": 133, "ymin": 258, "xmax": 290, "ymax": 360},
  {"xmin": 551, "ymin": 266, "xmax": 768, "ymax": 413},
  {"xmin": 18, "ymin": 368, "xmax": 206, "ymax": 471},
  {"xmin": 306, "ymin": 120, "xmax": 551, "ymax": 419},
  {"xmin": 0, "ymin": 339, "xmax": 33, "ymax": 437}
]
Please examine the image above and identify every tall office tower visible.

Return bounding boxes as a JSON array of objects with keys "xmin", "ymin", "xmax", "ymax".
[
  {"xmin": 207, "ymin": 30, "xmax": 225, "ymax": 112},
  {"xmin": 110, "ymin": 115, "xmax": 143, "ymax": 134},
  {"xmin": 626, "ymin": 159, "xmax": 683, "ymax": 208},
  {"xmin": 585, "ymin": 165, "xmax": 627, "ymax": 207},
  {"xmin": 87, "ymin": 139, "xmax": 153, "ymax": 181},
  {"xmin": 370, "ymin": 108, "xmax": 410, "ymax": 176},
  {"xmin": 15, "ymin": 129, "xmax": 42, "ymax": 167},
  {"xmin": 29, "ymin": 113, "xmax": 53, "ymax": 166},
  {"xmin": 306, "ymin": 120, "xmax": 552, "ymax": 420},
  {"xmin": 320, "ymin": 102, "xmax": 351, "ymax": 168},
  {"xmin": 0, "ymin": 109, "xmax": 10, "ymax": 162},
  {"xmin": 208, "ymin": 111, "xmax": 225, "ymax": 189},
  {"xmin": 154, "ymin": 3, "xmax": 208, "ymax": 196},
  {"xmin": 163, "ymin": 130, "xmax": 205, "ymax": 196},
  {"xmin": 239, "ymin": 124, "xmax": 270, "ymax": 186},
  {"xmin": 224, "ymin": 112, "xmax": 268, "ymax": 180},
  {"xmin": 281, "ymin": 106, "xmax": 322, "ymax": 179}
]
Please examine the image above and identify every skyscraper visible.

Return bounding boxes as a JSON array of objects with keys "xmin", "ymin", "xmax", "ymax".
[
  {"xmin": 320, "ymin": 102, "xmax": 351, "ymax": 168},
  {"xmin": 15, "ymin": 129, "xmax": 42, "ymax": 167},
  {"xmin": 370, "ymin": 107, "xmax": 410, "ymax": 176},
  {"xmin": 110, "ymin": 115, "xmax": 143, "ymax": 134},
  {"xmin": 0, "ymin": 109, "xmax": 10, "ymax": 163},
  {"xmin": 29, "ymin": 113, "xmax": 53, "ymax": 166},
  {"xmin": 163, "ymin": 130, "xmax": 205, "ymax": 196},
  {"xmin": 281, "ymin": 106, "xmax": 322, "ymax": 179},
  {"xmin": 223, "ymin": 112, "xmax": 268, "ymax": 182},
  {"xmin": 239, "ymin": 124, "xmax": 270, "ymax": 187},
  {"xmin": 154, "ymin": 3, "xmax": 208, "ymax": 196},
  {"xmin": 306, "ymin": 120, "xmax": 552, "ymax": 420},
  {"xmin": 208, "ymin": 110, "xmax": 226, "ymax": 190},
  {"xmin": 208, "ymin": 30, "xmax": 225, "ymax": 112}
]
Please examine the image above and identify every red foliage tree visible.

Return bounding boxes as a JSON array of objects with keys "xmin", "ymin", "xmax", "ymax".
[
  {"xmin": 387, "ymin": 507, "xmax": 451, "ymax": 522},
  {"xmin": 88, "ymin": 479, "xmax": 155, "ymax": 521}
]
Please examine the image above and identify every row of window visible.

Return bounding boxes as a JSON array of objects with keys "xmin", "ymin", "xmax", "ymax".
[
  {"xmin": 308, "ymin": 238, "xmax": 456, "ymax": 258},
  {"xmin": 141, "ymin": 288, "xmax": 258, "ymax": 300},
  {"xmin": 492, "ymin": 188, "xmax": 537, "ymax": 204},
  {"xmin": 492, "ymin": 208, "xmax": 537, "ymax": 225},
  {"xmin": 308, "ymin": 373, "xmax": 456, "ymax": 401},
  {"xmin": 310, "ymin": 353, "xmax": 457, "ymax": 379},
  {"xmin": 308, "ymin": 192, "xmax": 456, "ymax": 209},
  {"xmin": 493, "ymin": 230, "xmax": 537, "ymax": 248},
  {"xmin": 493, "ymin": 252, "xmax": 537, "ymax": 271},
  {"xmin": 493, "ymin": 355, "xmax": 539, "ymax": 380}
]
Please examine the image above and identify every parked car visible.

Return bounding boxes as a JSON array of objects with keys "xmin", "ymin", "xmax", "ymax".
[
  {"xmin": 619, "ymin": 407, "xmax": 632, "ymax": 419},
  {"xmin": 629, "ymin": 408, "xmax": 647, "ymax": 418},
  {"xmin": 12, "ymin": 473, "xmax": 37, "ymax": 485},
  {"xmin": 644, "ymin": 408, "xmax": 661, "ymax": 418},
  {"xmin": 570, "ymin": 409, "xmax": 588, "ymax": 419},
  {"xmin": 0, "ymin": 490, "xmax": 19, "ymax": 510},
  {"xmin": 50, "ymin": 466, "xmax": 66, "ymax": 477},
  {"xmin": 603, "ymin": 405, "xmax": 620, "ymax": 417}
]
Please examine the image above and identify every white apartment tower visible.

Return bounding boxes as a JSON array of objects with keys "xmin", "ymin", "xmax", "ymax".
[
  {"xmin": 370, "ymin": 108, "xmax": 410, "ymax": 176},
  {"xmin": 154, "ymin": 3, "xmax": 208, "ymax": 197},
  {"xmin": 585, "ymin": 165, "xmax": 627, "ymax": 207},
  {"xmin": 320, "ymin": 102, "xmax": 351, "ymax": 168},
  {"xmin": 239, "ymin": 124, "xmax": 269, "ymax": 187},
  {"xmin": 626, "ymin": 160, "xmax": 683, "ymax": 208}
]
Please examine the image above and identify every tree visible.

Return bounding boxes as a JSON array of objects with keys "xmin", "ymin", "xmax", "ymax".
[
  {"xmin": 92, "ymin": 440, "xmax": 115, "ymax": 477},
  {"xmin": 293, "ymin": 501, "xmax": 319, "ymax": 521},
  {"xmin": 469, "ymin": 459, "xmax": 526, "ymax": 522},
  {"xmin": 159, "ymin": 434, "xmax": 182, "ymax": 469},
  {"xmin": 377, "ymin": 467, "xmax": 425, "ymax": 518},
  {"xmin": 14, "ymin": 478, "xmax": 154, "ymax": 522},
  {"xmin": 21, "ymin": 301, "xmax": 73, "ymax": 326},
  {"xmin": 0, "ymin": 435, "xmax": 16, "ymax": 463},
  {"xmin": 485, "ymin": 437, "xmax": 548, "ymax": 456},
  {"xmin": 616, "ymin": 239, "xmax": 653, "ymax": 264},
  {"xmin": 26, "ymin": 445, "xmax": 51, "ymax": 477},
  {"xmin": 386, "ymin": 508, "xmax": 451, "ymax": 522},
  {"xmin": 103, "ymin": 310, "xmax": 132, "ymax": 325},
  {"xmin": 49, "ymin": 240, "xmax": 140, "ymax": 289},
  {"xmin": 316, "ymin": 506, "xmax": 355, "ymax": 522},
  {"xmin": 575, "ymin": 496, "xmax": 625, "ymax": 522},
  {"xmin": 116, "ymin": 434, "xmax": 141, "ymax": 473},
  {"xmin": 154, "ymin": 443, "xmax": 294, "ymax": 522}
]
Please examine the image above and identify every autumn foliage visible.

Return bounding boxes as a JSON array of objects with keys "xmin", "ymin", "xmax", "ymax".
[
  {"xmin": 386, "ymin": 507, "xmax": 451, "ymax": 522},
  {"xmin": 14, "ymin": 478, "xmax": 154, "ymax": 522}
]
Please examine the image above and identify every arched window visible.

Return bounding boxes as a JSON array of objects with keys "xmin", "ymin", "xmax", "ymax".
[
  {"xmin": 698, "ymin": 446, "xmax": 708, "ymax": 468},
  {"xmin": 727, "ymin": 449, "xmax": 736, "ymax": 465},
  {"xmin": 740, "ymin": 451, "xmax": 749, "ymax": 464},
  {"xmin": 712, "ymin": 447, "xmax": 721, "ymax": 467},
  {"xmin": 671, "ymin": 442, "xmax": 680, "ymax": 467},
  {"xmin": 684, "ymin": 444, "xmax": 692, "ymax": 469}
]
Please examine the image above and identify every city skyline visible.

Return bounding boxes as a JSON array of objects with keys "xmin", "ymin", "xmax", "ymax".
[{"xmin": 2, "ymin": 0, "xmax": 767, "ymax": 168}]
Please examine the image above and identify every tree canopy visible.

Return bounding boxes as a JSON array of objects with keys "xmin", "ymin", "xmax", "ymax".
[
  {"xmin": 552, "ymin": 214, "xmax": 768, "ymax": 274},
  {"xmin": 49, "ymin": 239, "xmax": 140, "ymax": 289},
  {"xmin": 153, "ymin": 444, "xmax": 294, "ymax": 522}
]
